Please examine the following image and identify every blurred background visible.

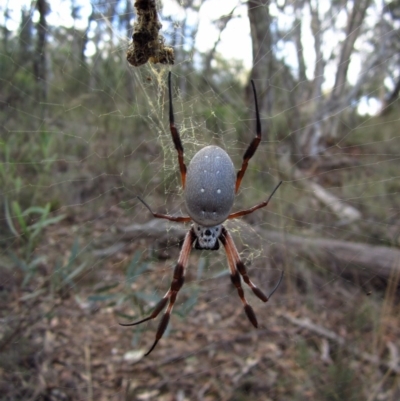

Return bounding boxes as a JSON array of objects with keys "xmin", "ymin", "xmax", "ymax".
[{"xmin": 1, "ymin": 0, "xmax": 400, "ymax": 400}]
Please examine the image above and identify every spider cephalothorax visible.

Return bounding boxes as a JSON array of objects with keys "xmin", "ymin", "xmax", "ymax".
[
  {"xmin": 121, "ymin": 72, "xmax": 283, "ymax": 356},
  {"xmin": 193, "ymin": 223, "xmax": 222, "ymax": 250}
]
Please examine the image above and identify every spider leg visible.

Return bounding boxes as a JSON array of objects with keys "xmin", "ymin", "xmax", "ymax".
[
  {"xmin": 228, "ymin": 181, "xmax": 282, "ymax": 220},
  {"xmin": 219, "ymin": 227, "xmax": 259, "ymax": 328},
  {"xmin": 219, "ymin": 227, "xmax": 283, "ymax": 327},
  {"xmin": 235, "ymin": 80, "xmax": 262, "ymax": 193},
  {"xmin": 120, "ymin": 229, "xmax": 195, "ymax": 356},
  {"xmin": 137, "ymin": 196, "xmax": 191, "ymax": 223},
  {"xmin": 168, "ymin": 72, "xmax": 187, "ymax": 189}
]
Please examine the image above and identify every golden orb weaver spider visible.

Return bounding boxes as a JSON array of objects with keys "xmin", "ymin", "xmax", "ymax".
[{"xmin": 120, "ymin": 72, "xmax": 283, "ymax": 356}]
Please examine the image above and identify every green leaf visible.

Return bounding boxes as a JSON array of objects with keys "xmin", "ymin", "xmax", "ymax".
[
  {"xmin": 134, "ymin": 291, "xmax": 160, "ymax": 304},
  {"xmin": 94, "ymin": 282, "xmax": 120, "ymax": 293},
  {"xmin": 22, "ymin": 206, "xmax": 48, "ymax": 216},
  {"xmin": 4, "ymin": 199, "xmax": 19, "ymax": 237},
  {"xmin": 87, "ymin": 294, "xmax": 117, "ymax": 302},
  {"xmin": 126, "ymin": 252, "xmax": 148, "ymax": 284},
  {"xmin": 62, "ymin": 262, "xmax": 87, "ymax": 285},
  {"xmin": 29, "ymin": 203, "xmax": 51, "ymax": 241},
  {"xmin": 12, "ymin": 201, "xmax": 28, "ymax": 236},
  {"xmin": 28, "ymin": 214, "xmax": 66, "ymax": 231}
]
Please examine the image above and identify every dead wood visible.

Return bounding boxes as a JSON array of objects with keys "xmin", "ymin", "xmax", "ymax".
[
  {"xmin": 126, "ymin": 0, "xmax": 174, "ymax": 66},
  {"xmin": 312, "ymin": 154, "xmax": 360, "ymax": 171},
  {"xmin": 279, "ymin": 152, "xmax": 362, "ymax": 224},
  {"xmin": 281, "ymin": 313, "xmax": 400, "ymax": 374},
  {"xmin": 259, "ymin": 229, "xmax": 400, "ymax": 281},
  {"xmin": 110, "ymin": 219, "xmax": 400, "ymax": 281}
]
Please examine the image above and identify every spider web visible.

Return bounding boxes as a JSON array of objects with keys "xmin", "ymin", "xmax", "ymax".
[{"xmin": 1, "ymin": 0, "xmax": 400, "ymax": 400}]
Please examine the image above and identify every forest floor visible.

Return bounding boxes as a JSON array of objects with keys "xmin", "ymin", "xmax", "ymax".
[{"xmin": 1, "ymin": 204, "xmax": 400, "ymax": 401}]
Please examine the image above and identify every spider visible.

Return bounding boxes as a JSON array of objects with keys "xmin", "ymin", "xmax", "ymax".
[{"xmin": 120, "ymin": 72, "xmax": 283, "ymax": 356}]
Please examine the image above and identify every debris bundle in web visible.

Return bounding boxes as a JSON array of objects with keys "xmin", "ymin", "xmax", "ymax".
[{"xmin": 127, "ymin": 0, "xmax": 174, "ymax": 67}]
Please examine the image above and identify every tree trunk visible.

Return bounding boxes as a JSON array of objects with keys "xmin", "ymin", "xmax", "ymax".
[
  {"xmin": 382, "ymin": 74, "xmax": 400, "ymax": 114},
  {"xmin": 300, "ymin": 0, "xmax": 371, "ymax": 160},
  {"xmin": 123, "ymin": 0, "xmax": 134, "ymax": 103},
  {"xmin": 293, "ymin": 0, "xmax": 307, "ymax": 84},
  {"xmin": 331, "ymin": 0, "xmax": 372, "ymax": 103},
  {"xmin": 18, "ymin": 7, "xmax": 33, "ymax": 64},
  {"xmin": 34, "ymin": 0, "xmax": 48, "ymax": 105},
  {"xmin": 247, "ymin": 0, "xmax": 274, "ymax": 118}
]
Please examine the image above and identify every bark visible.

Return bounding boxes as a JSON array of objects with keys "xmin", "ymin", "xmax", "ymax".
[
  {"xmin": 293, "ymin": 0, "xmax": 307, "ymax": 83},
  {"xmin": 96, "ymin": 219, "xmax": 400, "ymax": 281},
  {"xmin": 299, "ymin": 0, "xmax": 328, "ymax": 158},
  {"xmin": 247, "ymin": 0, "xmax": 274, "ymax": 117},
  {"xmin": 261, "ymin": 230, "xmax": 399, "ymax": 282},
  {"xmin": 310, "ymin": 2, "xmax": 324, "ymax": 101},
  {"xmin": 278, "ymin": 152, "xmax": 362, "ymax": 223},
  {"xmin": 18, "ymin": 7, "xmax": 33, "ymax": 64},
  {"xmin": 295, "ymin": 0, "xmax": 327, "ymax": 159},
  {"xmin": 330, "ymin": 0, "xmax": 372, "ymax": 102},
  {"xmin": 123, "ymin": 0, "xmax": 134, "ymax": 103},
  {"xmin": 300, "ymin": 0, "xmax": 372, "ymax": 157},
  {"xmin": 381, "ymin": 74, "xmax": 400, "ymax": 114},
  {"xmin": 34, "ymin": 0, "xmax": 48, "ymax": 104}
]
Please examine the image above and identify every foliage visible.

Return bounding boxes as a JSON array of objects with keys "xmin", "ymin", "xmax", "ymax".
[{"xmin": 5, "ymin": 200, "xmax": 65, "ymax": 255}]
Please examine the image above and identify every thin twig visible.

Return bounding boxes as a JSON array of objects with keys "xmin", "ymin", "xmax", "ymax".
[
  {"xmin": 281, "ymin": 313, "xmax": 400, "ymax": 374},
  {"xmin": 84, "ymin": 343, "xmax": 93, "ymax": 401}
]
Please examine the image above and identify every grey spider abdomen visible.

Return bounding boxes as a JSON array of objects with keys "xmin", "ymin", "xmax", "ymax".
[{"xmin": 185, "ymin": 146, "xmax": 236, "ymax": 226}]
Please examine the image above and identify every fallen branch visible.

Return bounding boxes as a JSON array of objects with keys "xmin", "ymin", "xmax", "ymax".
[
  {"xmin": 260, "ymin": 230, "xmax": 400, "ymax": 281},
  {"xmin": 109, "ymin": 219, "xmax": 400, "ymax": 280},
  {"xmin": 281, "ymin": 313, "xmax": 400, "ymax": 374},
  {"xmin": 120, "ymin": 219, "xmax": 185, "ymax": 243},
  {"xmin": 279, "ymin": 152, "xmax": 362, "ymax": 224}
]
